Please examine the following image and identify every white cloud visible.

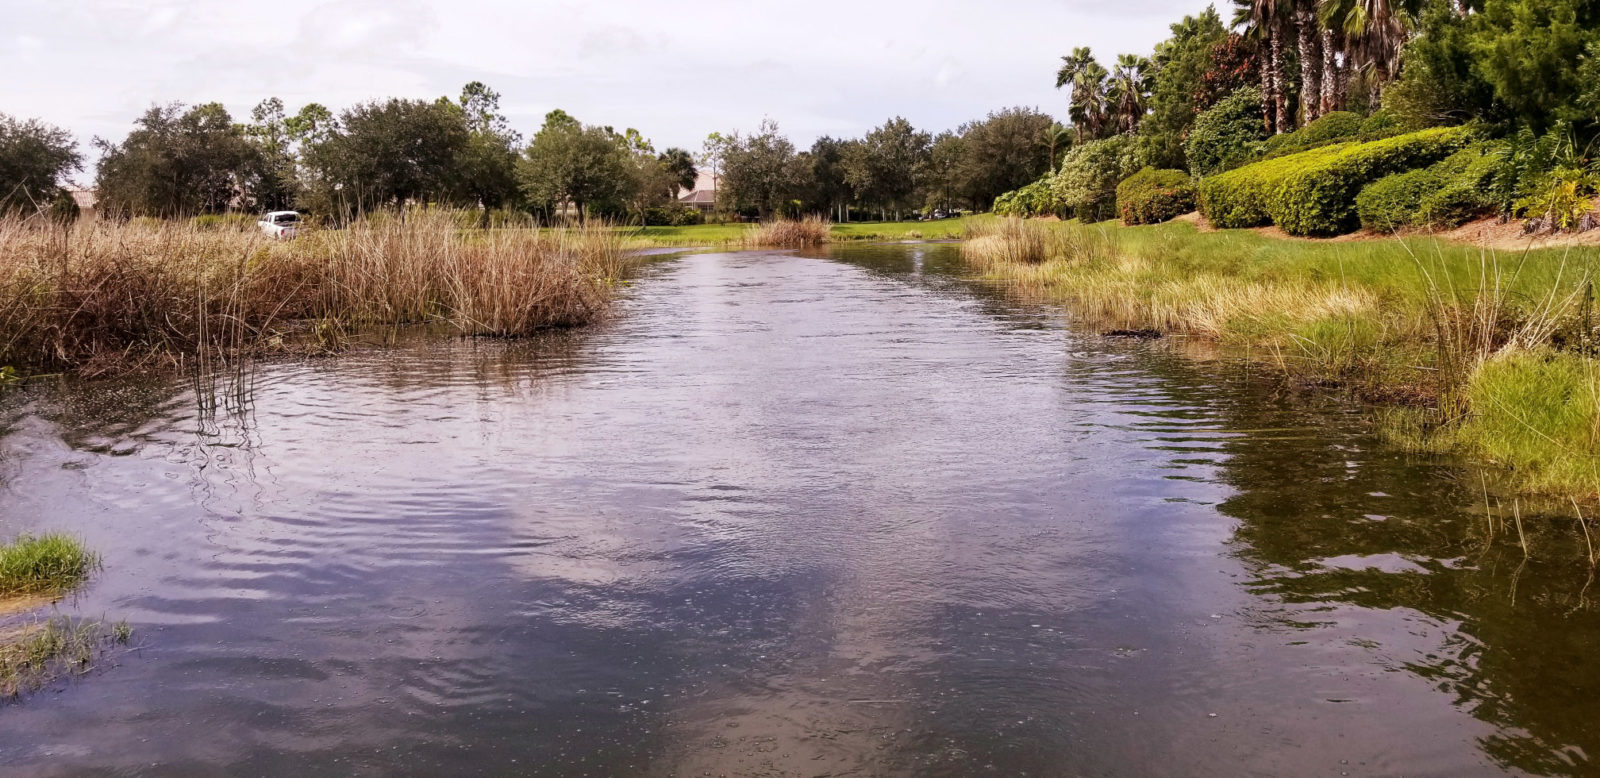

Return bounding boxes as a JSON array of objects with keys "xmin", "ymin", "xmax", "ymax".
[{"xmin": 7, "ymin": 0, "xmax": 1215, "ymax": 178}]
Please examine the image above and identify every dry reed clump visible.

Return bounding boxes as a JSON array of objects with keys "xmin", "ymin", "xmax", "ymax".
[
  {"xmin": 741, "ymin": 216, "xmax": 832, "ymax": 248},
  {"xmin": 961, "ymin": 218, "xmax": 1118, "ymax": 268},
  {"xmin": 0, "ymin": 212, "xmax": 630, "ymax": 374}
]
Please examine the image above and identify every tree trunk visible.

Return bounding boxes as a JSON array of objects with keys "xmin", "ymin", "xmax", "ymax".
[
  {"xmin": 1299, "ymin": 3, "xmax": 1322, "ymax": 124},
  {"xmin": 1271, "ymin": 20, "xmax": 1290, "ymax": 133},
  {"xmin": 1260, "ymin": 30, "xmax": 1277, "ymax": 134},
  {"xmin": 1321, "ymin": 28, "xmax": 1338, "ymax": 115}
]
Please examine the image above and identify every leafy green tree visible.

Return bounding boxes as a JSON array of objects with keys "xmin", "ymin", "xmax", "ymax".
[
  {"xmin": 1383, "ymin": 0, "xmax": 1499, "ymax": 127},
  {"xmin": 720, "ymin": 119, "xmax": 802, "ymax": 219},
  {"xmin": 455, "ymin": 82, "xmax": 522, "ymax": 211},
  {"xmin": 517, "ymin": 110, "xmax": 634, "ymax": 221},
  {"xmin": 848, "ymin": 117, "xmax": 931, "ymax": 221},
  {"xmin": 920, "ymin": 131, "xmax": 965, "ymax": 214},
  {"xmin": 1051, "ymin": 134, "xmax": 1145, "ymax": 221},
  {"xmin": 1471, "ymin": 0, "xmax": 1600, "ymax": 129},
  {"xmin": 954, "ymin": 107, "xmax": 1056, "ymax": 210},
  {"xmin": 246, "ymin": 98, "xmax": 298, "ymax": 211},
  {"xmin": 0, "ymin": 113, "xmax": 81, "ymax": 215},
  {"xmin": 302, "ymin": 98, "xmax": 469, "ymax": 215},
  {"xmin": 96, "ymin": 102, "xmax": 261, "ymax": 217},
  {"xmin": 1138, "ymin": 7, "xmax": 1231, "ymax": 170},
  {"xmin": 1186, "ymin": 86, "xmax": 1268, "ymax": 176},
  {"xmin": 806, "ymin": 136, "xmax": 853, "ymax": 220}
]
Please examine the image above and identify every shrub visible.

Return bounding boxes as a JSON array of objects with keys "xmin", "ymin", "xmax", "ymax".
[
  {"xmin": 1356, "ymin": 168, "xmax": 1441, "ymax": 233},
  {"xmin": 643, "ymin": 203, "xmax": 704, "ymax": 226},
  {"xmin": 1262, "ymin": 111, "xmax": 1363, "ymax": 157},
  {"xmin": 1052, "ymin": 135, "xmax": 1143, "ymax": 222},
  {"xmin": 1198, "ymin": 143, "xmax": 1350, "ymax": 229},
  {"xmin": 1418, "ymin": 144, "xmax": 1502, "ymax": 228},
  {"xmin": 1270, "ymin": 126, "xmax": 1476, "ymax": 236},
  {"xmin": 1358, "ymin": 143, "xmax": 1505, "ymax": 233},
  {"xmin": 1116, "ymin": 168, "xmax": 1197, "ymax": 225},
  {"xmin": 1357, "ymin": 109, "xmax": 1407, "ymax": 142},
  {"xmin": 994, "ymin": 177, "xmax": 1061, "ymax": 218},
  {"xmin": 741, "ymin": 216, "xmax": 830, "ymax": 248},
  {"xmin": 1186, "ymin": 86, "xmax": 1267, "ymax": 177}
]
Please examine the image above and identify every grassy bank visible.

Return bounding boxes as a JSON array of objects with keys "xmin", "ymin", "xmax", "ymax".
[
  {"xmin": 963, "ymin": 217, "xmax": 1600, "ymax": 498},
  {"xmin": 0, "ymin": 212, "xmax": 630, "ymax": 375}
]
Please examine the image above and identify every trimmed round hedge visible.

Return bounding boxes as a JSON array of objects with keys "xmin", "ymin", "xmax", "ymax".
[
  {"xmin": 1116, "ymin": 168, "xmax": 1197, "ymax": 225},
  {"xmin": 1186, "ymin": 86, "xmax": 1266, "ymax": 178},
  {"xmin": 1356, "ymin": 144, "xmax": 1502, "ymax": 233},
  {"xmin": 1199, "ymin": 126, "xmax": 1476, "ymax": 236},
  {"xmin": 1262, "ymin": 111, "xmax": 1363, "ymax": 158}
]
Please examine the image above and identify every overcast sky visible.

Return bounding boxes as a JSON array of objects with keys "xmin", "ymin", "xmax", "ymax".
[{"xmin": 10, "ymin": 0, "xmax": 1215, "ymax": 181}]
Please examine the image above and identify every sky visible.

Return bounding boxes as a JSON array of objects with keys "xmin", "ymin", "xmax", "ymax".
[{"xmin": 9, "ymin": 0, "xmax": 1216, "ymax": 182}]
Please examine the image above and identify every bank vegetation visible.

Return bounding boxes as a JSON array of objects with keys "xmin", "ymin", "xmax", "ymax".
[
  {"xmin": 0, "ymin": 211, "xmax": 630, "ymax": 375},
  {"xmin": 963, "ymin": 217, "xmax": 1600, "ymax": 498}
]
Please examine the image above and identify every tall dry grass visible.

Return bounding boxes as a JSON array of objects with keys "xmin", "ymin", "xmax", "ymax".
[
  {"xmin": 740, "ymin": 216, "xmax": 832, "ymax": 249},
  {"xmin": 0, "ymin": 211, "xmax": 629, "ymax": 374}
]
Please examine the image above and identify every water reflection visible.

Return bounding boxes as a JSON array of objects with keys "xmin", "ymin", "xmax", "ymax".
[{"xmin": 0, "ymin": 243, "xmax": 1591, "ymax": 775}]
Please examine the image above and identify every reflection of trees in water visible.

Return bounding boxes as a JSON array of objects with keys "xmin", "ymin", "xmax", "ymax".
[{"xmin": 1146, "ymin": 352, "xmax": 1600, "ymax": 776}]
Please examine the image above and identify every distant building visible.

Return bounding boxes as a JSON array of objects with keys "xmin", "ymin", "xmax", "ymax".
[
  {"xmin": 678, "ymin": 171, "xmax": 717, "ymax": 214},
  {"xmin": 64, "ymin": 184, "xmax": 97, "ymax": 213}
]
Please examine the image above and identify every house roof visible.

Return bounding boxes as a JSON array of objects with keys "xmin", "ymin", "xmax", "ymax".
[{"xmin": 679, "ymin": 189, "xmax": 716, "ymax": 205}]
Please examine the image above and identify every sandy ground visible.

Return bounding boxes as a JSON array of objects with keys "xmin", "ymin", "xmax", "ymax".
[{"xmin": 1172, "ymin": 211, "xmax": 1600, "ymax": 251}]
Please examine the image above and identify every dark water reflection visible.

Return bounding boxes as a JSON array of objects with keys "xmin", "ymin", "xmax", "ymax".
[{"xmin": 0, "ymin": 243, "xmax": 1596, "ymax": 776}]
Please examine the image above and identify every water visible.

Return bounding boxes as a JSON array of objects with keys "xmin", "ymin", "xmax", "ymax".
[{"xmin": 1, "ymin": 243, "xmax": 1597, "ymax": 776}]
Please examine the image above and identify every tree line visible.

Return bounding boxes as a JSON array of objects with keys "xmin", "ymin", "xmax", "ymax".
[
  {"xmin": 2, "ymin": 84, "xmax": 1062, "ymax": 224},
  {"xmin": 997, "ymin": 0, "xmax": 1600, "ymax": 225}
]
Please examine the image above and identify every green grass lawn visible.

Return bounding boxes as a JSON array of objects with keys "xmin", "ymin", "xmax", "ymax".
[{"xmin": 618, "ymin": 218, "xmax": 978, "ymax": 247}]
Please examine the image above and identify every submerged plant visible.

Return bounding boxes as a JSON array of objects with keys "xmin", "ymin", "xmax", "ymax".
[{"xmin": 0, "ymin": 616, "xmax": 131, "ymax": 699}]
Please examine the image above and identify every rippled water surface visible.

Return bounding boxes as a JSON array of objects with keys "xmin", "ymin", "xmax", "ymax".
[{"xmin": 3, "ymin": 244, "xmax": 1599, "ymax": 776}]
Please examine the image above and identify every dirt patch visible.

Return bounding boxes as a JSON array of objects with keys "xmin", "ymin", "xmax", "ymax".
[{"xmin": 1174, "ymin": 212, "xmax": 1216, "ymax": 232}]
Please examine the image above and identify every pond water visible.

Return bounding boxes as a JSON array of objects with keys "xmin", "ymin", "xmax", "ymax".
[{"xmin": 1, "ymin": 243, "xmax": 1598, "ymax": 776}]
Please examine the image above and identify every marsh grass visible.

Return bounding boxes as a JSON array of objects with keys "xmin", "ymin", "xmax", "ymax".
[
  {"xmin": 0, "ymin": 211, "xmax": 631, "ymax": 375},
  {"xmin": 0, "ymin": 534, "xmax": 98, "ymax": 597},
  {"xmin": 740, "ymin": 216, "xmax": 832, "ymax": 249},
  {"xmin": 0, "ymin": 616, "xmax": 131, "ymax": 699},
  {"xmin": 963, "ymin": 218, "xmax": 1600, "ymax": 497}
]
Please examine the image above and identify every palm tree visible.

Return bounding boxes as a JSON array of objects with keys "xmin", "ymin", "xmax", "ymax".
[
  {"xmin": 1321, "ymin": 0, "xmax": 1421, "ymax": 106},
  {"xmin": 1107, "ymin": 54, "xmax": 1154, "ymax": 134},
  {"xmin": 657, "ymin": 147, "xmax": 697, "ymax": 199},
  {"xmin": 1234, "ymin": 0, "xmax": 1293, "ymax": 133},
  {"xmin": 1044, "ymin": 122, "xmax": 1073, "ymax": 170},
  {"xmin": 1296, "ymin": 0, "xmax": 1324, "ymax": 123},
  {"xmin": 1056, "ymin": 47, "xmax": 1111, "ymax": 142}
]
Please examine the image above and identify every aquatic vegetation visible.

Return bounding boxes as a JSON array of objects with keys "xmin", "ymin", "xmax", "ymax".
[
  {"xmin": 0, "ymin": 211, "xmax": 631, "ymax": 374},
  {"xmin": 963, "ymin": 219, "xmax": 1600, "ymax": 497},
  {"xmin": 0, "ymin": 534, "xmax": 98, "ymax": 597},
  {"xmin": 740, "ymin": 216, "xmax": 832, "ymax": 248},
  {"xmin": 0, "ymin": 616, "xmax": 131, "ymax": 699}
]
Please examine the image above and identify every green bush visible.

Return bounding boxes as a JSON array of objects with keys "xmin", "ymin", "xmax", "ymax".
[
  {"xmin": 1418, "ymin": 144, "xmax": 1502, "ymax": 228},
  {"xmin": 1186, "ymin": 86, "xmax": 1267, "ymax": 177},
  {"xmin": 993, "ymin": 176, "xmax": 1060, "ymax": 218},
  {"xmin": 1116, "ymin": 168, "xmax": 1197, "ymax": 225},
  {"xmin": 1051, "ymin": 135, "xmax": 1143, "ymax": 221},
  {"xmin": 1270, "ymin": 126, "xmax": 1476, "ymax": 236},
  {"xmin": 643, "ymin": 203, "xmax": 705, "ymax": 226},
  {"xmin": 1198, "ymin": 143, "xmax": 1350, "ymax": 229},
  {"xmin": 1262, "ymin": 111, "xmax": 1363, "ymax": 157},
  {"xmin": 1356, "ymin": 167, "xmax": 1441, "ymax": 233},
  {"xmin": 1357, "ymin": 109, "xmax": 1407, "ymax": 142}
]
